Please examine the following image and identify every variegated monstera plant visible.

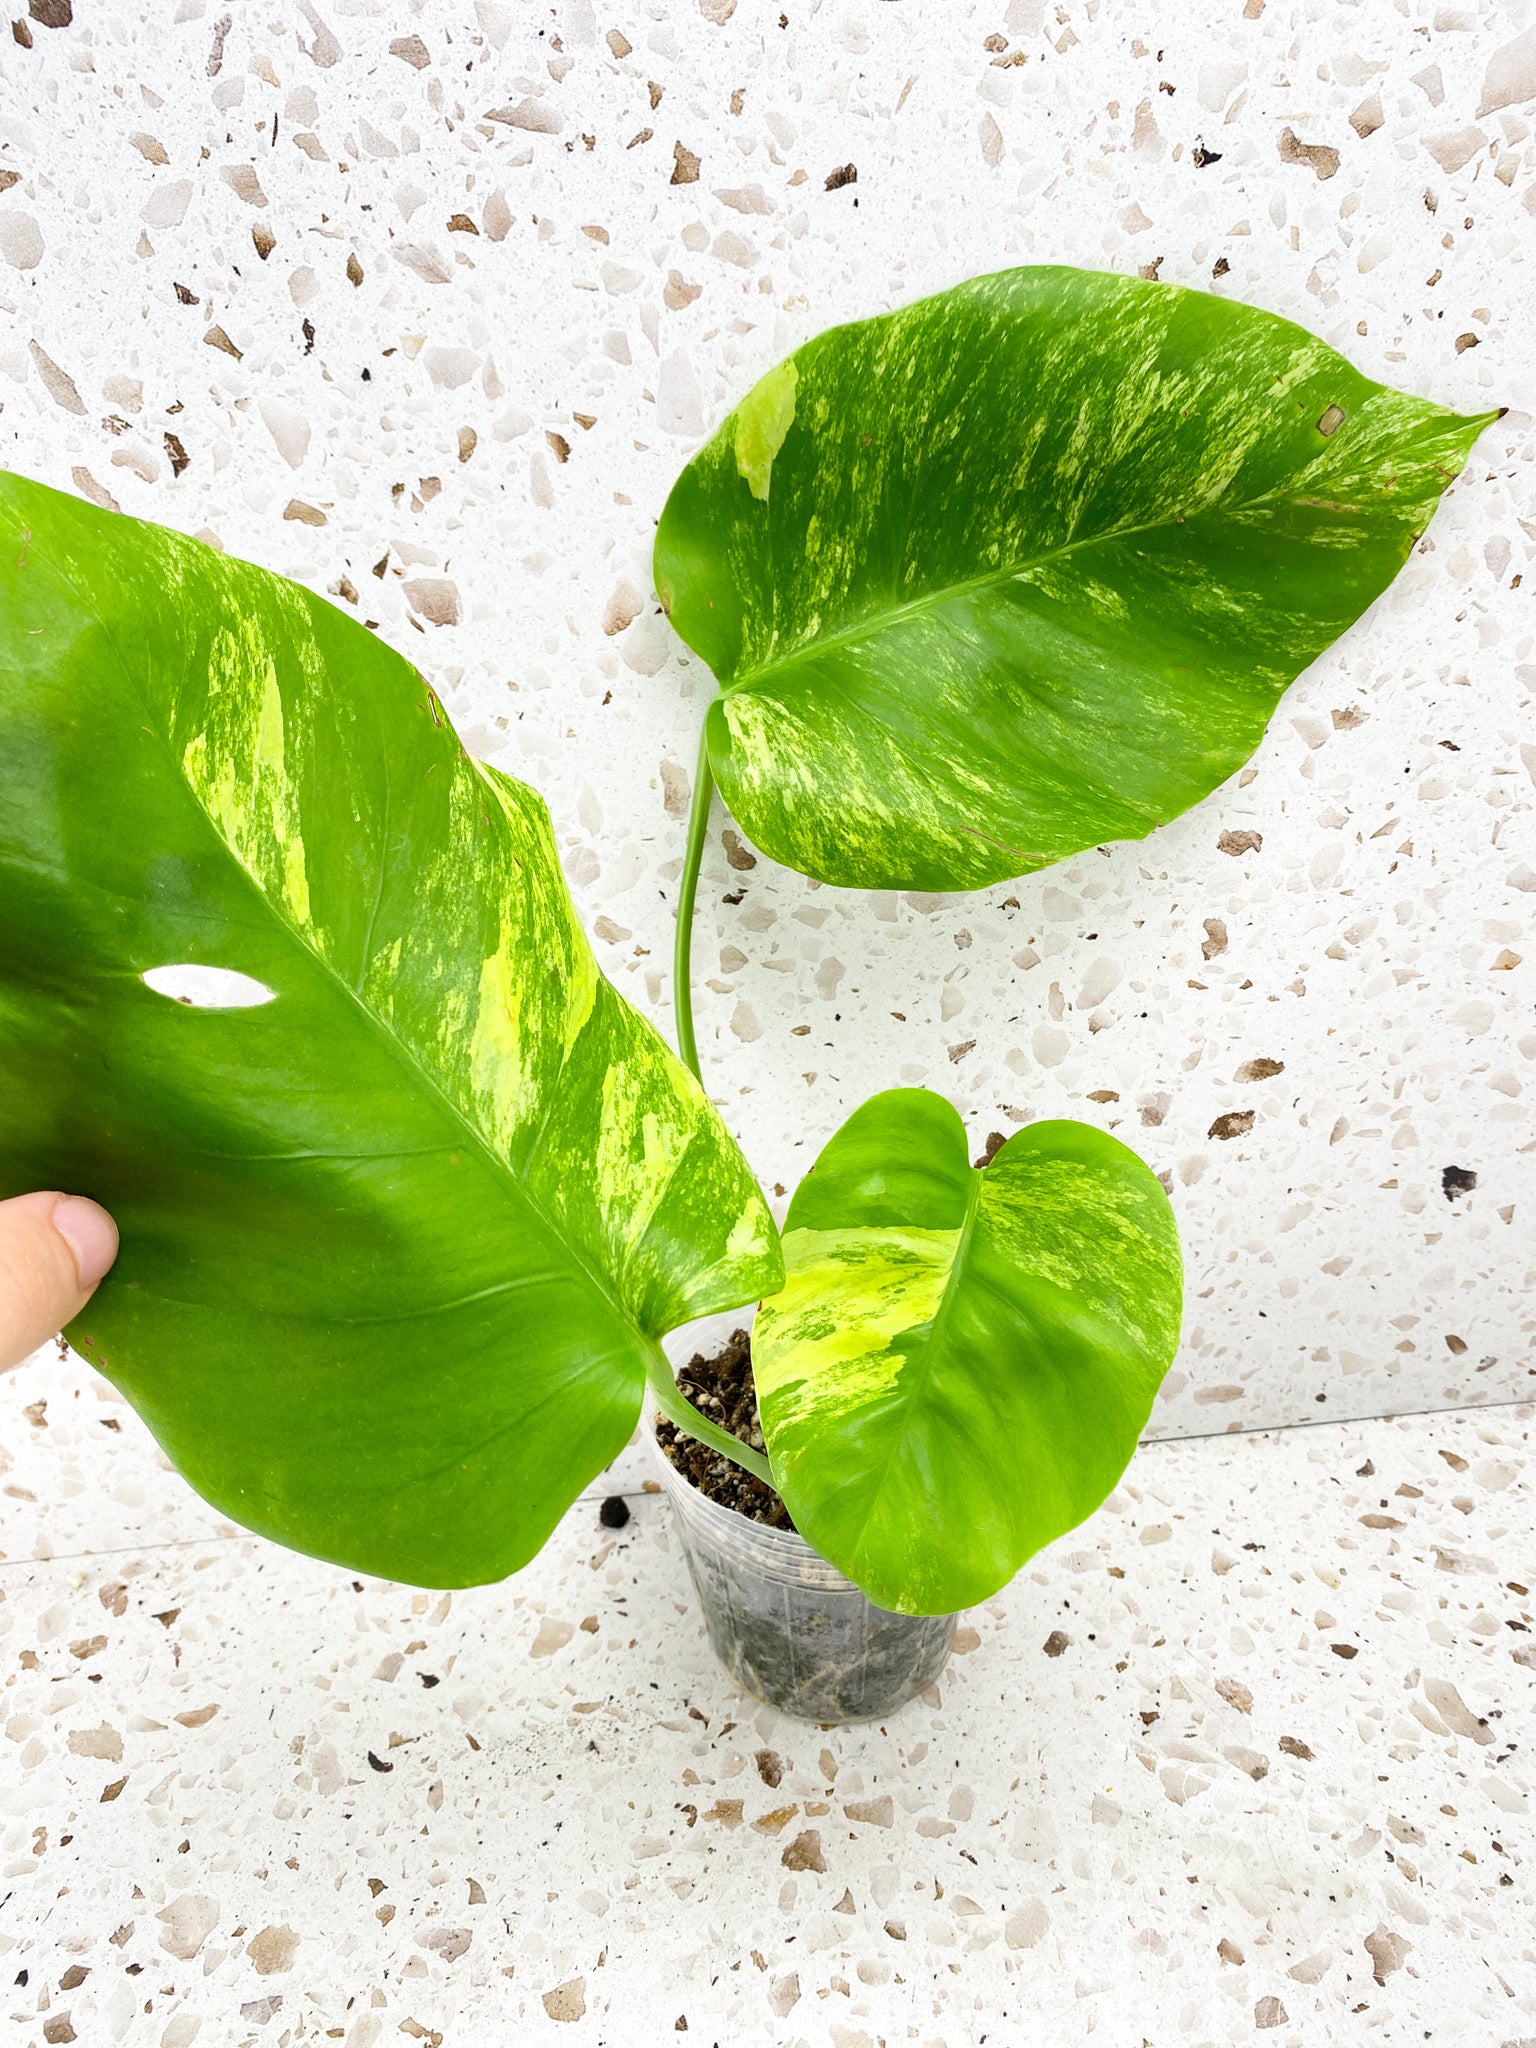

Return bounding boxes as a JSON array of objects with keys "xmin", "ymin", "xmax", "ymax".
[{"xmin": 0, "ymin": 267, "xmax": 1492, "ymax": 1614}]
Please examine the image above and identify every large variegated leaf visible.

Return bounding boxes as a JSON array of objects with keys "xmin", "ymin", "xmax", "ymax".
[
  {"xmin": 655, "ymin": 265, "xmax": 1495, "ymax": 890},
  {"xmin": 752, "ymin": 1092, "xmax": 1181, "ymax": 1614},
  {"xmin": 0, "ymin": 474, "xmax": 781, "ymax": 1587}
]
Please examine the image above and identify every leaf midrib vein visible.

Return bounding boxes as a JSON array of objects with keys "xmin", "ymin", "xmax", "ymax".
[
  {"xmin": 721, "ymin": 472, "xmax": 1350, "ymax": 695},
  {"xmin": 37, "ymin": 516, "xmax": 644, "ymax": 1355}
]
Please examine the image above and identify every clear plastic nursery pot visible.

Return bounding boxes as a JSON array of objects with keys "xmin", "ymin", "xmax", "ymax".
[{"xmin": 653, "ymin": 1314, "xmax": 957, "ymax": 1723}]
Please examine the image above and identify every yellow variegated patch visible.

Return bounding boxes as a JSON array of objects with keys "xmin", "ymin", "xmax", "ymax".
[
  {"xmin": 733, "ymin": 357, "xmax": 798, "ymax": 502},
  {"xmin": 753, "ymin": 1224, "xmax": 957, "ymax": 1432}
]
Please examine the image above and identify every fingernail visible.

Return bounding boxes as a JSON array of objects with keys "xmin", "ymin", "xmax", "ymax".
[{"xmin": 52, "ymin": 1196, "xmax": 120, "ymax": 1291}]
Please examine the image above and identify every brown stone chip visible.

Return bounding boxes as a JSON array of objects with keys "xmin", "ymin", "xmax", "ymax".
[
  {"xmin": 487, "ymin": 98, "xmax": 561, "ymax": 135},
  {"xmin": 671, "ymin": 141, "xmax": 701, "ymax": 184},
  {"xmin": 1422, "ymin": 1676, "xmax": 1493, "ymax": 1743},
  {"xmin": 221, "ymin": 164, "xmax": 267, "ymax": 208},
  {"xmin": 71, "ymin": 468, "xmax": 118, "ymax": 512},
  {"xmin": 248, "ymin": 1924, "xmax": 299, "ymax": 1975},
  {"xmin": 1350, "ymin": 96, "xmax": 1382, "ymax": 139},
  {"xmin": 29, "ymin": 341, "xmax": 85, "ymax": 414},
  {"xmin": 1235, "ymin": 1058, "xmax": 1283, "ymax": 1081},
  {"xmin": 1364, "ymin": 1926, "xmax": 1411, "ymax": 1985},
  {"xmin": 1218, "ymin": 828, "xmax": 1262, "ymax": 857},
  {"xmin": 781, "ymin": 1828, "xmax": 825, "ymax": 1872},
  {"xmin": 1208, "ymin": 1111, "xmax": 1254, "ymax": 1141},
  {"xmin": 755, "ymin": 1748, "xmax": 783, "ymax": 1788},
  {"xmin": 1224, "ymin": 1746, "xmax": 1269, "ymax": 1781},
  {"xmin": 1277, "ymin": 127, "xmax": 1338, "ymax": 179},
  {"xmin": 542, "ymin": 1978, "xmax": 586, "ymax": 2023},
  {"xmin": 1278, "ymin": 1736, "xmax": 1313, "ymax": 1760},
  {"xmin": 402, "ymin": 577, "xmax": 460, "ymax": 627},
  {"xmin": 69, "ymin": 1723, "xmax": 124, "ymax": 1760},
  {"xmin": 843, "ymin": 1795, "xmax": 894, "ymax": 1827},
  {"xmin": 1043, "ymin": 1630, "xmax": 1069, "ymax": 1657}
]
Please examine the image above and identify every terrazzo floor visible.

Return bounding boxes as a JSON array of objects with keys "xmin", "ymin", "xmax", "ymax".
[
  {"xmin": 3, "ymin": 1, "xmax": 1536, "ymax": 2042},
  {"xmin": 1, "ymin": 1345, "xmax": 1532, "ymax": 2047}
]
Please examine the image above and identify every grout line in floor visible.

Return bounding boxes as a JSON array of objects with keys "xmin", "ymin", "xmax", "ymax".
[{"xmin": 2, "ymin": 1388, "xmax": 1528, "ymax": 1578}]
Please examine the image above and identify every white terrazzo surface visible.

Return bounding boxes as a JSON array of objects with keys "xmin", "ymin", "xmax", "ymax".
[
  {"xmin": 0, "ymin": 0, "xmax": 1532, "ymax": 1438},
  {"xmin": 1, "ymin": 1350, "xmax": 1533, "ymax": 2047},
  {"xmin": 1, "ymin": 2, "xmax": 1536, "ymax": 2042}
]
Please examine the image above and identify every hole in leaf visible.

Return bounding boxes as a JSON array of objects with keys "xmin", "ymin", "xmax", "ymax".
[{"xmin": 141, "ymin": 965, "xmax": 276, "ymax": 1010}]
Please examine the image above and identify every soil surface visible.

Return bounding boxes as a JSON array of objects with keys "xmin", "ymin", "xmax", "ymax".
[{"xmin": 655, "ymin": 1326, "xmax": 795, "ymax": 1529}]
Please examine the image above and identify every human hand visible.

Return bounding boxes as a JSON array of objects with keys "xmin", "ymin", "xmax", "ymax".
[{"xmin": 0, "ymin": 1192, "xmax": 119, "ymax": 1373}]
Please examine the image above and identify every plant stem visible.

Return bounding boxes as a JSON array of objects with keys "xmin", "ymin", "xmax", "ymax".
[
  {"xmin": 672, "ymin": 718, "xmax": 714, "ymax": 1081},
  {"xmin": 660, "ymin": 721, "xmax": 773, "ymax": 1488},
  {"xmin": 644, "ymin": 1343, "xmax": 773, "ymax": 1487}
]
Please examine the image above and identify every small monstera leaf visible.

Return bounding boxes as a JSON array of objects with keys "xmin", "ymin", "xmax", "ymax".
[
  {"xmin": 656, "ymin": 265, "xmax": 1495, "ymax": 891},
  {"xmin": 752, "ymin": 1092, "xmax": 1181, "ymax": 1615},
  {"xmin": 0, "ymin": 474, "xmax": 781, "ymax": 1587}
]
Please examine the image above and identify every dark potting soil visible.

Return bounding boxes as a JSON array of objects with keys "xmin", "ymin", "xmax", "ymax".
[{"xmin": 654, "ymin": 1325, "xmax": 795, "ymax": 1530}]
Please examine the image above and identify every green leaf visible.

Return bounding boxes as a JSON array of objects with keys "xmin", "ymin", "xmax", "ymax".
[
  {"xmin": 656, "ymin": 265, "xmax": 1496, "ymax": 891},
  {"xmin": 752, "ymin": 1091, "xmax": 1182, "ymax": 1614},
  {"xmin": 0, "ymin": 474, "xmax": 781, "ymax": 1586}
]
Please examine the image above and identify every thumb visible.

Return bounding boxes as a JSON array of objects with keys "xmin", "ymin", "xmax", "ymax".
[{"xmin": 0, "ymin": 1192, "xmax": 119, "ymax": 1374}]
